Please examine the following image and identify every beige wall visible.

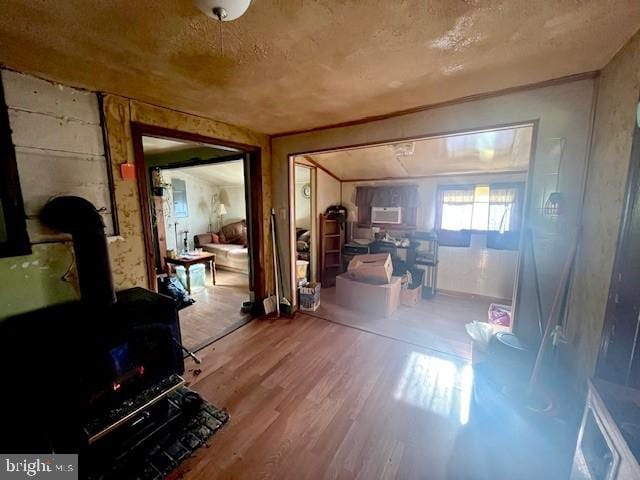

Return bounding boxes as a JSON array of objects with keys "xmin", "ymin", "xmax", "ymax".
[
  {"xmin": 316, "ymin": 169, "xmax": 341, "ymax": 214},
  {"xmin": 273, "ymin": 77, "xmax": 596, "ymax": 355},
  {"xmin": 102, "ymin": 95, "xmax": 272, "ymax": 294},
  {"xmin": 294, "ymin": 164, "xmax": 312, "ymax": 230},
  {"xmin": 565, "ymin": 31, "xmax": 640, "ymax": 382}
]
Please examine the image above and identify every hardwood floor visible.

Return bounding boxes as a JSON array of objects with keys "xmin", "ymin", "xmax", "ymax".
[
  {"xmin": 179, "ymin": 269, "xmax": 251, "ymax": 352},
  {"xmin": 174, "ymin": 314, "xmax": 570, "ymax": 480},
  {"xmin": 311, "ymin": 289, "xmax": 498, "ymax": 360}
]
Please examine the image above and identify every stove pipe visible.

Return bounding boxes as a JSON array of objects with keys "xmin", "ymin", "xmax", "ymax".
[{"xmin": 41, "ymin": 196, "xmax": 116, "ymax": 306}]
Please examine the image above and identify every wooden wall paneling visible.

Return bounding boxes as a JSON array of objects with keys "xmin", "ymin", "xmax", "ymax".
[{"xmin": 1, "ymin": 69, "xmax": 115, "ymax": 242}]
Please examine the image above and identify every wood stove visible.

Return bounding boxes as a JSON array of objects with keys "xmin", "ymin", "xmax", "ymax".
[{"xmin": 0, "ymin": 197, "xmax": 185, "ymax": 459}]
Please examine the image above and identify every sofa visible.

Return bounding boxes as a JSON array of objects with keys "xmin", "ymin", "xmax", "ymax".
[{"xmin": 194, "ymin": 220, "xmax": 249, "ymax": 274}]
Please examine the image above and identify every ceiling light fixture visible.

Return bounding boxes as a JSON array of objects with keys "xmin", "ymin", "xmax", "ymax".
[
  {"xmin": 195, "ymin": 0, "xmax": 253, "ymax": 21},
  {"xmin": 196, "ymin": 0, "xmax": 252, "ymax": 54},
  {"xmin": 392, "ymin": 142, "xmax": 415, "ymax": 157}
]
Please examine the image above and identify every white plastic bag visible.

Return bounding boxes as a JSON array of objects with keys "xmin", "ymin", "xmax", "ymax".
[{"xmin": 465, "ymin": 321, "xmax": 494, "ymax": 352}]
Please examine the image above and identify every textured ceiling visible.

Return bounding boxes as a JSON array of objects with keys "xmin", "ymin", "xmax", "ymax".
[
  {"xmin": 304, "ymin": 126, "xmax": 533, "ymax": 180},
  {"xmin": 141, "ymin": 136, "xmax": 240, "ymax": 153},
  {"xmin": 142, "ymin": 137, "xmax": 200, "ymax": 154},
  {"xmin": 174, "ymin": 160, "xmax": 245, "ymax": 186},
  {"xmin": 1, "ymin": 1, "xmax": 638, "ymax": 134}
]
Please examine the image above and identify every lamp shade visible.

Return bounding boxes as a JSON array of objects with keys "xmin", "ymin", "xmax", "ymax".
[
  {"xmin": 218, "ymin": 203, "xmax": 227, "ymax": 215},
  {"xmin": 195, "ymin": 0, "xmax": 252, "ymax": 21}
]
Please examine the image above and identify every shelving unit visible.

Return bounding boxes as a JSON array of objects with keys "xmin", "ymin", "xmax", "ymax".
[
  {"xmin": 319, "ymin": 214, "xmax": 345, "ymax": 287},
  {"xmin": 413, "ymin": 231, "xmax": 438, "ymax": 298}
]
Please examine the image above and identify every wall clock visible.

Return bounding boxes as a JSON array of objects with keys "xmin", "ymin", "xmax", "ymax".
[{"xmin": 302, "ymin": 183, "xmax": 311, "ymax": 199}]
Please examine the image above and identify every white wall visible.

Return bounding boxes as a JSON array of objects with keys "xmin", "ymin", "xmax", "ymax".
[
  {"xmin": 341, "ymin": 172, "xmax": 526, "ymax": 299},
  {"xmin": 317, "ymin": 169, "xmax": 341, "ymax": 215},
  {"xmin": 438, "ymin": 237, "xmax": 519, "ymax": 300},
  {"xmin": 162, "ymin": 170, "xmax": 218, "ymax": 251},
  {"xmin": 273, "ymin": 77, "xmax": 596, "ymax": 348},
  {"xmin": 294, "ymin": 181, "xmax": 311, "ymax": 229},
  {"xmin": 218, "ymin": 185, "xmax": 246, "ymax": 226}
]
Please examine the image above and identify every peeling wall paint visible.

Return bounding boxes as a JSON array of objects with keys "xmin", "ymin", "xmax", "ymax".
[
  {"xmin": 565, "ymin": 30, "xmax": 640, "ymax": 381},
  {"xmin": 102, "ymin": 95, "xmax": 273, "ymax": 293},
  {"xmin": 0, "ymin": 86, "xmax": 271, "ymax": 320},
  {"xmin": 0, "ymin": 243, "xmax": 79, "ymax": 318}
]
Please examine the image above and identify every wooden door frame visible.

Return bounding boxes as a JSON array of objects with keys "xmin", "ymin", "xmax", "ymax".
[
  {"xmin": 286, "ymin": 120, "xmax": 538, "ymax": 325},
  {"xmin": 130, "ymin": 122, "xmax": 266, "ymax": 302}
]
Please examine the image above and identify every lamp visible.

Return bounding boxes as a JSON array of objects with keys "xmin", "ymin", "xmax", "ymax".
[
  {"xmin": 218, "ymin": 203, "xmax": 227, "ymax": 230},
  {"xmin": 195, "ymin": 0, "xmax": 253, "ymax": 21}
]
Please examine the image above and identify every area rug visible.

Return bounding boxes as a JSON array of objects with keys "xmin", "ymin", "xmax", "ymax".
[{"xmin": 89, "ymin": 387, "xmax": 229, "ymax": 480}]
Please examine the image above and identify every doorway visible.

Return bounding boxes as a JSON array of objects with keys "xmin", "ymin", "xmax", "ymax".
[
  {"xmin": 288, "ymin": 124, "xmax": 537, "ymax": 360},
  {"xmin": 293, "ymin": 162, "xmax": 317, "ymax": 286},
  {"xmin": 131, "ymin": 124, "xmax": 265, "ymax": 352}
]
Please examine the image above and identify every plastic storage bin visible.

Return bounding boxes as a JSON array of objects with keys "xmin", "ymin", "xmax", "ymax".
[
  {"xmin": 296, "ymin": 260, "xmax": 309, "ymax": 285},
  {"xmin": 175, "ymin": 264, "xmax": 206, "ymax": 292}
]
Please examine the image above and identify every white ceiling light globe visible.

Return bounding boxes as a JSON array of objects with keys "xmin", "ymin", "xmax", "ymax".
[{"xmin": 195, "ymin": 0, "xmax": 253, "ymax": 21}]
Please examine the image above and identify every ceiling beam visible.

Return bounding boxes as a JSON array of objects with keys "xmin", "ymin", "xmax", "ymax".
[
  {"xmin": 299, "ymin": 155, "xmax": 342, "ymax": 182},
  {"xmin": 340, "ymin": 169, "xmax": 529, "ymax": 183}
]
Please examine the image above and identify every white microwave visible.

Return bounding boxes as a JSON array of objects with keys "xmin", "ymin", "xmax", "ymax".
[{"xmin": 371, "ymin": 206, "xmax": 402, "ymax": 224}]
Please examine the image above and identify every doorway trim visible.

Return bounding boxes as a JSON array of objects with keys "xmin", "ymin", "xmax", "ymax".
[
  {"xmin": 286, "ymin": 120, "xmax": 539, "ymax": 332},
  {"xmin": 130, "ymin": 122, "xmax": 266, "ymax": 303}
]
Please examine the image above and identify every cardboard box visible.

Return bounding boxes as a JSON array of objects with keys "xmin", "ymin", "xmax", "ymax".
[
  {"xmin": 336, "ymin": 274, "xmax": 400, "ymax": 317},
  {"xmin": 299, "ymin": 282, "xmax": 321, "ymax": 312},
  {"xmin": 400, "ymin": 285, "xmax": 422, "ymax": 307},
  {"xmin": 346, "ymin": 253, "xmax": 393, "ymax": 285}
]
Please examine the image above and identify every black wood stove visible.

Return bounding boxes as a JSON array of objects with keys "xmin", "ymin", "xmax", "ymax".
[{"xmin": 0, "ymin": 197, "xmax": 186, "ymax": 472}]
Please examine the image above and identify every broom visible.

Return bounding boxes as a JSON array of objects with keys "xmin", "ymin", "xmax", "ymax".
[{"xmin": 263, "ymin": 209, "xmax": 279, "ymax": 316}]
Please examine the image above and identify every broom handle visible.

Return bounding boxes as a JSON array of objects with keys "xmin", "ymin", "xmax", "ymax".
[
  {"xmin": 271, "ymin": 209, "xmax": 280, "ymax": 317},
  {"xmin": 527, "ymin": 239, "xmax": 578, "ymax": 396}
]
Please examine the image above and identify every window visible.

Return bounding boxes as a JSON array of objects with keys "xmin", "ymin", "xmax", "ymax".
[{"xmin": 436, "ymin": 183, "xmax": 524, "ymax": 248}]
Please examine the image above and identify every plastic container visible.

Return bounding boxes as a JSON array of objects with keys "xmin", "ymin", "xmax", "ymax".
[
  {"xmin": 296, "ymin": 260, "xmax": 309, "ymax": 284},
  {"xmin": 466, "ymin": 321, "xmax": 495, "ymax": 365},
  {"xmin": 488, "ymin": 303, "xmax": 512, "ymax": 327},
  {"xmin": 175, "ymin": 264, "xmax": 206, "ymax": 292}
]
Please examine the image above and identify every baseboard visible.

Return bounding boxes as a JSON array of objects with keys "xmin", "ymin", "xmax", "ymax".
[
  {"xmin": 437, "ymin": 289, "xmax": 512, "ymax": 305},
  {"xmin": 215, "ymin": 265, "xmax": 249, "ymax": 274}
]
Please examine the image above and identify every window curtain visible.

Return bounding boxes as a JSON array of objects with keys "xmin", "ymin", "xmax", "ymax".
[
  {"xmin": 486, "ymin": 182, "xmax": 525, "ymax": 250},
  {"xmin": 355, "ymin": 185, "xmax": 419, "ymax": 208},
  {"xmin": 435, "ymin": 185, "xmax": 475, "ymax": 247},
  {"xmin": 355, "ymin": 185, "xmax": 419, "ymax": 226},
  {"xmin": 488, "ymin": 183, "xmax": 524, "ymax": 233}
]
